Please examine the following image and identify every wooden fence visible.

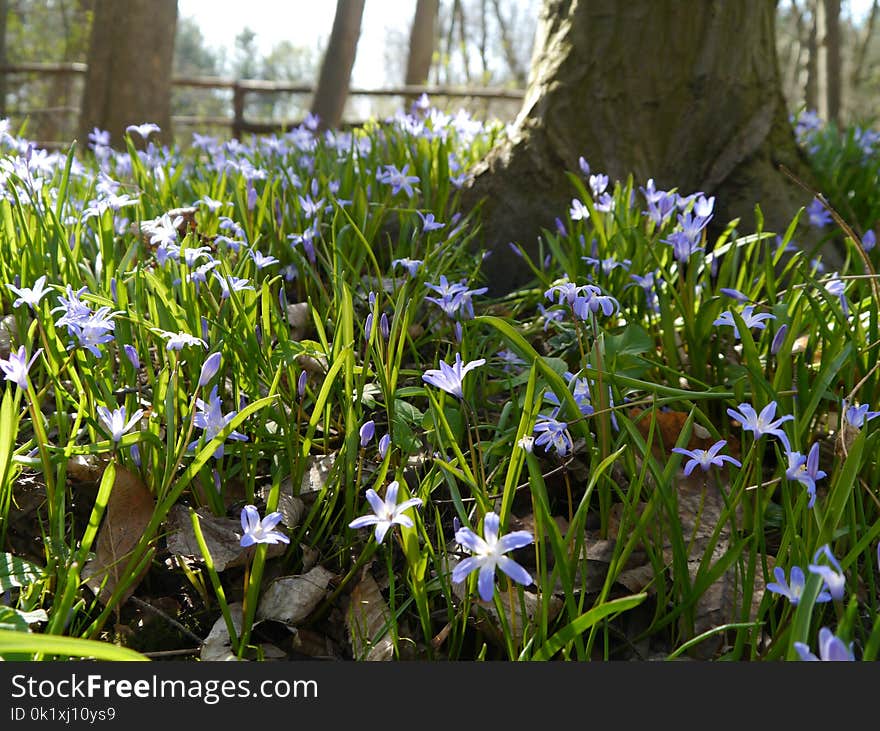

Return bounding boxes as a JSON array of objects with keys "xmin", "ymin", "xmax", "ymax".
[{"xmin": 0, "ymin": 61, "xmax": 525, "ymax": 146}]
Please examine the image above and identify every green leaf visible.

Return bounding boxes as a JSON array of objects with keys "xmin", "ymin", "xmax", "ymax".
[
  {"xmin": 604, "ymin": 323, "xmax": 652, "ymax": 359},
  {"xmin": 0, "ymin": 629, "xmax": 148, "ymax": 661},
  {"xmin": 531, "ymin": 593, "xmax": 647, "ymax": 661},
  {"xmin": 0, "ymin": 553, "xmax": 44, "ymax": 592}
]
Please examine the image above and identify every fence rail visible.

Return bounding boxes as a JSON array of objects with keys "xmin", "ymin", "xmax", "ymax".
[{"xmin": 1, "ymin": 62, "xmax": 525, "ymax": 143}]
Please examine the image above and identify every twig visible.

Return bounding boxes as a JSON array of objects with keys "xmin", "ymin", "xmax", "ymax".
[{"xmin": 128, "ymin": 596, "xmax": 204, "ymax": 646}]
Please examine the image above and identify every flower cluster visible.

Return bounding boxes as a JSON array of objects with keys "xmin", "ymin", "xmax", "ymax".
[{"xmin": 452, "ymin": 511, "xmax": 534, "ymax": 602}]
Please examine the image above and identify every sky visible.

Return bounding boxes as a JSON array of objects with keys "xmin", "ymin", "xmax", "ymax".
[
  {"xmin": 178, "ymin": 0, "xmax": 878, "ymax": 93},
  {"xmin": 177, "ymin": 0, "xmax": 418, "ymax": 87}
]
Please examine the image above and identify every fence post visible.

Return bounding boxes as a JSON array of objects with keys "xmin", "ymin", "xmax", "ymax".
[{"xmin": 232, "ymin": 81, "xmax": 244, "ymax": 140}]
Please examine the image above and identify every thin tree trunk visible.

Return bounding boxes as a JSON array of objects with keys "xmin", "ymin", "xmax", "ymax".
[
  {"xmin": 479, "ymin": 0, "xmax": 489, "ymax": 81},
  {"xmin": 805, "ymin": 0, "xmax": 819, "ymax": 111},
  {"xmin": 453, "ymin": 0, "xmax": 471, "ymax": 83},
  {"xmin": 0, "ymin": 0, "xmax": 7, "ymax": 119},
  {"xmin": 310, "ymin": 0, "xmax": 365, "ymax": 131},
  {"xmin": 79, "ymin": 0, "xmax": 177, "ymax": 148},
  {"xmin": 490, "ymin": 0, "xmax": 527, "ymax": 86},
  {"xmin": 463, "ymin": 0, "xmax": 823, "ymax": 294},
  {"xmin": 824, "ymin": 0, "xmax": 840, "ymax": 123},
  {"xmin": 816, "ymin": 0, "xmax": 828, "ymax": 118},
  {"xmin": 850, "ymin": 0, "xmax": 877, "ymax": 88},
  {"xmin": 405, "ymin": 0, "xmax": 439, "ymax": 88}
]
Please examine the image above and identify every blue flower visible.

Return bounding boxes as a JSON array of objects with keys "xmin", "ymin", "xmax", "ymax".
[
  {"xmin": 51, "ymin": 284, "xmax": 92, "ymax": 329},
  {"xmin": 422, "ymin": 353, "xmax": 485, "ymax": 399},
  {"xmin": 794, "ymin": 627, "xmax": 854, "ymax": 661},
  {"xmin": 378, "ymin": 433, "xmax": 391, "ymax": 459},
  {"xmin": 766, "ymin": 565, "xmax": 830, "ymax": 605},
  {"xmin": 452, "ymin": 511, "xmax": 534, "ymax": 602},
  {"xmin": 807, "ymin": 197, "xmax": 832, "ymax": 228},
  {"xmin": 239, "ymin": 504, "xmax": 289, "ymax": 547},
  {"xmin": 198, "ymin": 352, "xmax": 222, "ymax": 387},
  {"xmin": 843, "ymin": 400, "xmax": 880, "ymax": 428},
  {"xmin": 569, "ymin": 198, "xmax": 589, "ymax": 221},
  {"xmin": 417, "ymin": 211, "xmax": 444, "ymax": 232},
  {"xmin": 97, "ymin": 405, "xmax": 144, "ymax": 443},
  {"xmin": 824, "ymin": 273, "xmax": 850, "ymax": 317},
  {"xmin": 0, "ymin": 346, "xmax": 42, "ymax": 390},
  {"xmin": 571, "ymin": 285, "xmax": 619, "ymax": 318},
  {"xmin": 545, "ymin": 280, "xmax": 589, "ymax": 306},
  {"xmin": 726, "ymin": 401, "xmax": 793, "ymax": 452},
  {"xmin": 189, "ymin": 385, "xmax": 248, "ymax": 458},
  {"xmin": 213, "ymin": 271, "xmax": 255, "ymax": 299},
  {"xmin": 425, "ymin": 276, "xmax": 486, "ymax": 320},
  {"xmin": 6, "ymin": 275, "xmax": 50, "ymax": 310},
  {"xmin": 543, "ymin": 372, "xmax": 594, "ymax": 417},
  {"xmin": 348, "ymin": 481, "xmax": 422, "ymax": 544},
  {"xmin": 713, "ymin": 305, "xmax": 775, "ymax": 339},
  {"xmin": 359, "ymin": 420, "xmax": 376, "ymax": 447},
  {"xmin": 718, "ymin": 288, "xmax": 750, "ymax": 303},
  {"xmin": 532, "ymin": 413, "xmax": 574, "ymax": 458},
  {"xmin": 671, "ymin": 440, "xmax": 741, "ymax": 476},
  {"xmin": 784, "ymin": 442, "xmax": 827, "ymax": 508},
  {"xmin": 808, "ymin": 544, "xmax": 846, "ymax": 600},
  {"xmin": 125, "ymin": 122, "xmax": 160, "ymax": 141},
  {"xmin": 377, "ymin": 164, "xmax": 420, "ymax": 197},
  {"xmin": 123, "ymin": 344, "xmax": 140, "ymax": 370},
  {"xmin": 391, "ymin": 257, "xmax": 423, "ymax": 277},
  {"xmin": 157, "ymin": 329, "xmax": 207, "ymax": 351},
  {"xmin": 67, "ymin": 307, "xmax": 119, "ymax": 357},
  {"xmin": 248, "ymin": 248, "xmax": 279, "ymax": 270},
  {"xmin": 770, "ymin": 324, "xmax": 788, "ymax": 355}
]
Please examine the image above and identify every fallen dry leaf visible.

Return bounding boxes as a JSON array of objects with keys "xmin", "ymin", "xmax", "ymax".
[
  {"xmin": 66, "ymin": 454, "xmax": 108, "ymax": 483},
  {"xmin": 286, "ymin": 302, "xmax": 312, "ymax": 341},
  {"xmin": 300, "ymin": 454, "xmax": 336, "ymax": 499},
  {"xmin": 165, "ymin": 505, "xmax": 286, "ymax": 571},
  {"xmin": 82, "ymin": 465, "xmax": 156, "ymax": 606},
  {"xmin": 346, "ymin": 569, "xmax": 394, "ymax": 661},
  {"xmin": 200, "ymin": 602, "xmax": 244, "ymax": 661},
  {"xmin": 256, "ymin": 565, "xmax": 334, "ymax": 627},
  {"xmin": 258, "ymin": 480, "xmax": 305, "ymax": 531},
  {"xmin": 629, "ymin": 407, "xmax": 741, "ymax": 459}
]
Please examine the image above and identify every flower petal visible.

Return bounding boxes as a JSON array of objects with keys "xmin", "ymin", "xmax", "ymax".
[
  {"xmin": 241, "ymin": 505, "xmax": 260, "ymax": 533},
  {"xmin": 477, "ymin": 563, "xmax": 496, "ymax": 602},
  {"xmin": 482, "ymin": 512, "xmax": 500, "ymax": 545},
  {"xmin": 384, "ymin": 480, "xmax": 400, "ymax": 507},
  {"xmin": 455, "ymin": 527, "xmax": 487, "ymax": 554},
  {"xmin": 496, "ymin": 556, "xmax": 533, "ymax": 587},
  {"xmin": 451, "ymin": 556, "xmax": 480, "ymax": 584},
  {"xmin": 374, "ymin": 521, "xmax": 391, "ymax": 544},
  {"xmin": 364, "ymin": 488, "xmax": 384, "ymax": 516},
  {"xmin": 498, "ymin": 530, "xmax": 534, "ymax": 553},
  {"xmin": 348, "ymin": 515, "xmax": 380, "ymax": 530}
]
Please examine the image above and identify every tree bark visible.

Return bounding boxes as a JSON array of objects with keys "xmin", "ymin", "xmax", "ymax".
[
  {"xmin": 0, "ymin": 0, "xmax": 7, "ymax": 119},
  {"xmin": 405, "ymin": 0, "xmax": 439, "ymax": 88},
  {"xmin": 78, "ymin": 0, "xmax": 177, "ymax": 148},
  {"xmin": 805, "ymin": 0, "xmax": 819, "ymax": 110},
  {"xmin": 824, "ymin": 0, "xmax": 841, "ymax": 124},
  {"xmin": 851, "ymin": 0, "xmax": 879, "ymax": 89},
  {"xmin": 463, "ymin": 0, "xmax": 822, "ymax": 294},
  {"xmin": 310, "ymin": 0, "xmax": 365, "ymax": 131}
]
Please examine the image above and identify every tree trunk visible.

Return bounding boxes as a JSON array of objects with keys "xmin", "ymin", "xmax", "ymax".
[
  {"xmin": 310, "ymin": 0, "xmax": 365, "ymax": 131},
  {"xmin": 405, "ymin": 0, "xmax": 439, "ymax": 88},
  {"xmin": 824, "ymin": 0, "xmax": 841, "ymax": 124},
  {"xmin": 805, "ymin": 1, "xmax": 819, "ymax": 110},
  {"xmin": 78, "ymin": 0, "xmax": 177, "ymax": 148},
  {"xmin": 0, "ymin": 0, "xmax": 7, "ymax": 119},
  {"xmin": 463, "ymin": 0, "xmax": 822, "ymax": 294}
]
